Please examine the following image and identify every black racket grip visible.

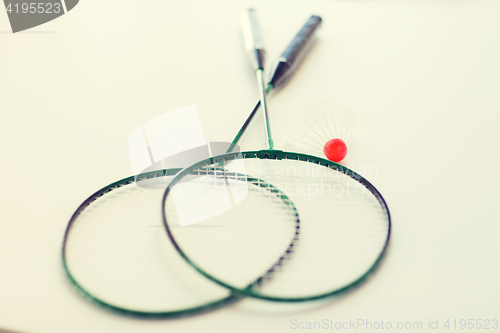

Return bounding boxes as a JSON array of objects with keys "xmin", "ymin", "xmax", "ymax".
[
  {"xmin": 282, "ymin": 15, "xmax": 322, "ymax": 66},
  {"xmin": 268, "ymin": 15, "xmax": 322, "ymax": 87}
]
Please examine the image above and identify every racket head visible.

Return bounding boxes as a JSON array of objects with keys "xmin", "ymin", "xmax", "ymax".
[
  {"xmin": 162, "ymin": 150, "xmax": 391, "ymax": 302},
  {"xmin": 62, "ymin": 169, "xmax": 239, "ymax": 318},
  {"xmin": 62, "ymin": 166, "xmax": 300, "ymax": 317}
]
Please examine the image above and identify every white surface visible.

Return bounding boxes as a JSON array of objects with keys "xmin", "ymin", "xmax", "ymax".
[
  {"xmin": 141, "ymin": 105, "xmax": 206, "ymax": 165},
  {"xmin": 1, "ymin": 0, "xmax": 499, "ymax": 332}
]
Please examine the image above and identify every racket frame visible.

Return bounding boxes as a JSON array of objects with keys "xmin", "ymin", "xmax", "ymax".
[{"xmin": 161, "ymin": 150, "xmax": 392, "ymax": 302}]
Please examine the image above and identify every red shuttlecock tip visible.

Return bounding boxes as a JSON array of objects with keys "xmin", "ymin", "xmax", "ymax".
[{"xmin": 323, "ymin": 138, "xmax": 347, "ymax": 162}]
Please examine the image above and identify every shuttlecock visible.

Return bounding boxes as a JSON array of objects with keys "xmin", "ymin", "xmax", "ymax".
[{"xmin": 281, "ymin": 101, "xmax": 356, "ymax": 162}]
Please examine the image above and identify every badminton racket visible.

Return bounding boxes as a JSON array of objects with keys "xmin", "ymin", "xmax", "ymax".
[{"xmin": 161, "ymin": 16, "xmax": 390, "ymax": 301}]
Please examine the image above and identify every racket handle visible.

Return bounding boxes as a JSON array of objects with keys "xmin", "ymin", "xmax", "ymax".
[
  {"xmin": 240, "ymin": 8, "xmax": 266, "ymax": 71},
  {"xmin": 267, "ymin": 15, "xmax": 322, "ymax": 87}
]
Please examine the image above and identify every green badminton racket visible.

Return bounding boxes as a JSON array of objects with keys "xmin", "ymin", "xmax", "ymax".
[{"xmin": 161, "ymin": 21, "xmax": 391, "ymax": 302}]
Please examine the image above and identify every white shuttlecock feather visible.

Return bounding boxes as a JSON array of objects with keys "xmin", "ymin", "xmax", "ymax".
[{"xmin": 281, "ymin": 101, "xmax": 356, "ymax": 162}]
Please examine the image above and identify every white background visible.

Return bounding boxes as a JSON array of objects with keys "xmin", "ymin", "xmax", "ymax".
[{"xmin": 1, "ymin": 0, "xmax": 499, "ymax": 332}]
